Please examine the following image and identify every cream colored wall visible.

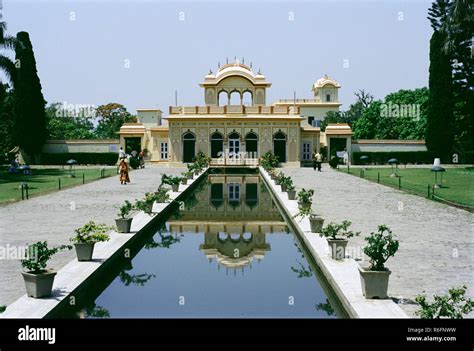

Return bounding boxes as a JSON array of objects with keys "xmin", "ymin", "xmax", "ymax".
[
  {"xmin": 168, "ymin": 121, "xmax": 300, "ymax": 165},
  {"xmin": 137, "ymin": 111, "xmax": 162, "ymax": 126},
  {"xmin": 300, "ymin": 106, "xmax": 339, "ymax": 124},
  {"xmin": 149, "ymin": 131, "xmax": 169, "ymax": 162}
]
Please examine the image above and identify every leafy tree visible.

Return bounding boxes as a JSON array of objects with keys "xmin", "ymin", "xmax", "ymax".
[
  {"xmin": 321, "ymin": 89, "xmax": 373, "ymax": 132},
  {"xmin": 351, "ymin": 89, "xmax": 429, "ymax": 140},
  {"xmin": 14, "ymin": 31, "xmax": 47, "ymax": 162},
  {"xmin": 0, "ymin": 85, "xmax": 15, "ymax": 155},
  {"xmin": 0, "ymin": 21, "xmax": 16, "ymax": 86},
  {"xmin": 94, "ymin": 103, "xmax": 135, "ymax": 139},
  {"xmin": 45, "ymin": 103, "xmax": 96, "ymax": 139},
  {"xmin": 426, "ymin": 0, "xmax": 455, "ymax": 161}
]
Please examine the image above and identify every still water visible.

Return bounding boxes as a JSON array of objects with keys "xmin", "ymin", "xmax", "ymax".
[{"xmin": 64, "ymin": 170, "xmax": 338, "ymax": 318}]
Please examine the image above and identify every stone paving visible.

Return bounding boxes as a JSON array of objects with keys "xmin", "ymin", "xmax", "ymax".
[
  {"xmin": 284, "ymin": 165, "xmax": 474, "ymax": 317},
  {"xmin": 0, "ymin": 166, "xmax": 183, "ymax": 307}
]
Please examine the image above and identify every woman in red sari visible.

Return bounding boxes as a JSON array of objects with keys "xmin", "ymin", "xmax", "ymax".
[{"xmin": 119, "ymin": 159, "xmax": 130, "ymax": 185}]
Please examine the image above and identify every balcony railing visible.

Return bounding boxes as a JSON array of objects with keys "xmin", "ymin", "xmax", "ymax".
[{"xmin": 168, "ymin": 105, "xmax": 300, "ymax": 115}]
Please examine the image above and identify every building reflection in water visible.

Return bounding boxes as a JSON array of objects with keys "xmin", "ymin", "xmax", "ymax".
[{"xmin": 168, "ymin": 173, "xmax": 288, "ymax": 275}]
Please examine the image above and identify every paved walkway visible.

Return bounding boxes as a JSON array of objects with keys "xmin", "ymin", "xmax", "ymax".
[
  {"xmin": 0, "ymin": 166, "xmax": 183, "ymax": 307},
  {"xmin": 285, "ymin": 165, "xmax": 474, "ymax": 317}
]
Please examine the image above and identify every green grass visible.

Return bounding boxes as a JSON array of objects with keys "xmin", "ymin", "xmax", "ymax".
[
  {"xmin": 0, "ymin": 166, "xmax": 117, "ymax": 204},
  {"xmin": 340, "ymin": 166, "xmax": 474, "ymax": 207}
]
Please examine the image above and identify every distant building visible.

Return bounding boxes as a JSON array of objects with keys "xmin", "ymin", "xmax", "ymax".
[{"xmin": 119, "ymin": 60, "xmax": 352, "ymax": 166}]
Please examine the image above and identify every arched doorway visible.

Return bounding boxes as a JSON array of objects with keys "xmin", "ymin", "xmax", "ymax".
[
  {"xmin": 182, "ymin": 132, "xmax": 196, "ymax": 163},
  {"xmin": 245, "ymin": 132, "xmax": 258, "ymax": 159},
  {"xmin": 228, "ymin": 132, "xmax": 240, "ymax": 159},
  {"xmin": 210, "ymin": 132, "xmax": 223, "ymax": 158},
  {"xmin": 273, "ymin": 131, "xmax": 286, "ymax": 163},
  {"xmin": 242, "ymin": 91, "xmax": 253, "ymax": 106},
  {"xmin": 218, "ymin": 91, "xmax": 228, "ymax": 106},
  {"xmin": 229, "ymin": 91, "xmax": 241, "ymax": 105}
]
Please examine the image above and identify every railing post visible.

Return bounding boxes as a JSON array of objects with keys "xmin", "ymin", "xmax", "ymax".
[
  {"xmin": 427, "ymin": 184, "xmax": 430, "ymax": 198},
  {"xmin": 377, "ymin": 172, "xmax": 380, "ymax": 183},
  {"xmin": 21, "ymin": 183, "xmax": 24, "ymax": 200},
  {"xmin": 398, "ymin": 177, "xmax": 401, "ymax": 190},
  {"xmin": 83, "ymin": 173, "xmax": 85, "ymax": 184},
  {"xmin": 59, "ymin": 178, "xmax": 61, "ymax": 190}
]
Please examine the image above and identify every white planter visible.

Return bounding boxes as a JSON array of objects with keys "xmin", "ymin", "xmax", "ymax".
[
  {"xmin": 327, "ymin": 238, "xmax": 348, "ymax": 260},
  {"xmin": 22, "ymin": 270, "xmax": 57, "ymax": 298},
  {"xmin": 358, "ymin": 266, "xmax": 391, "ymax": 299}
]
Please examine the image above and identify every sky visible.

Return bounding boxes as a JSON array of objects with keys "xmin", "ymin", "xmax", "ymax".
[{"xmin": 1, "ymin": 0, "xmax": 434, "ymax": 113}]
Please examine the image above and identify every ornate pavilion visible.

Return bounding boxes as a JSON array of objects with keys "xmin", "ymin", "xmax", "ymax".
[{"xmin": 119, "ymin": 60, "xmax": 351, "ymax": 166}]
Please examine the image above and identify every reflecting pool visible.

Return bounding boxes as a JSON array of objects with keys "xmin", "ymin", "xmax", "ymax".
[{"xmin": 60, "ymin": 170, "xmax": 339, "ymax": 318}]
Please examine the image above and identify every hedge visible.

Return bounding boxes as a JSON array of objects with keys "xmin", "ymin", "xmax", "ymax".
[
  {"xmin": 41, "ymin": 153, "xmax": 118, "ymax": 165},
  {"xmin": 352, "ymin": 151, "xmax": 437, "ymax": 165}
]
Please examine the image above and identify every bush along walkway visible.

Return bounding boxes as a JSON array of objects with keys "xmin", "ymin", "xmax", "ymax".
[{"xmin": 283, "ymin": 164, "xmax": 474, "ymax": 317}]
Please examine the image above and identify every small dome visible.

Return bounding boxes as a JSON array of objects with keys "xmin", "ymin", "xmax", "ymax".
[{"xmin": 313, "ymin": 74, "xmax": 340, "ymax": 89}]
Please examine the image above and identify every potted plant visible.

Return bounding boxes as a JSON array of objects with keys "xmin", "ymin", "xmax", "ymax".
[
  {"xmin": 71, "ymin": 221, "xmax": 112, "ymax": 261},
  {"xmin": 297, "ymin": 188, "xmax": 314, "ymax": 210},
  {"xmin": 287, "ymin": 184, "xmax": 297, "ymax": 200},
  {"xmin": 115, "ymin": 200, "xmax": 134, "ymax": 233},
  {"xmin": 269, "ymin": 169, "xmax": 279, "ymax": 181},
  {"xmin": 183, "ymin": 170, "xmax": 193, "ymax": 180},
  {"xmin": 259, "ymin": 151, "xmax": 279, "ymax": 170},
  {"xmin": 21, "ymin": 241, "xmax": 72, "ymax": 298},
  {"xmin": 161, "ymin": 174, "xmax": 183, "ymax": 192},
  {"xmin": 280, "ymin": 176, "xmax": 293, "ymax": 192},
  {"xmin": 359, "ymin": 225, "xmax": 399, "ymax": 299},
  {"xmin": 320, "ymin": 220, "xmax": 359, "ymax": 260},
  {"xmin": 293, "ymin": 206, "xmax": 325, "ymax": 233},
  {"xmin": 181, "ymin": 173, "xmax": 188, "ymax": 185}
]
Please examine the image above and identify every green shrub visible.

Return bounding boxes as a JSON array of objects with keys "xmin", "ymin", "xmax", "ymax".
[
  {"xmin": 71, "ymin": 221, "xmax": 112, "ymax": 244},
  {"xmin": 129, "ymin": 157, "xmax": 140, "ymax": 169},
  {"xmin": 260, "ymin": 151, "xmax": 279, "ymax": 170},
  {"xmin": 41, "ymin": 152, "xmax": 118, "ymax": 165},
  {"xmin": 297, "ymin": 188, "xmax": 314, "ymax": 203},
  {"xmin": 21, "ymin": 241, "xmax": 72, "ymax": 274},
  {"xmin": 329, "ymin": 156, "xmax": 340, "ymax": 169},
  {"xmin": 415, "ymin": 285, "xmax": 474, "ymax": 319},
  {"xmin": 320, "ymin": 220, "xmax": 360, "ymax": 240},
  {"xmin": 352, "ymin": 151, "xmax": 437, "ymax": 165},
  {"xmin": 363, "ymin": 225, "xmax": 399, "ymax": 271},
  {"xmin": 118, "ymin": 200, "xmax": 133, "ymax": 219}
]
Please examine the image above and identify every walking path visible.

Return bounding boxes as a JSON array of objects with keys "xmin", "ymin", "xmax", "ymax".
[
  {"xmin": 0, "ymin": 166, "xmax": 182, "ymax": 307},
  {"xmin": 284, "ymin": 165, "xmax": 474, "ymax": 317}
]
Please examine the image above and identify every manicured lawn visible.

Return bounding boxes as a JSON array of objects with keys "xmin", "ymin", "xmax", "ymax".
[
  {"xmin": 0, "ymin": 166, "xmax": 117, "ymax": 203},
  {"xmin": 340, "ymin": 166, "xmax": 474, "ymax": 207}
]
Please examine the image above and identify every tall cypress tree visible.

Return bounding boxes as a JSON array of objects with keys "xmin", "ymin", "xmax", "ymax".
[
  {"xmin": 14, "ymin": 31, "xmax": 46, "ymax": 162},
  {"xmin": 426, "ymin": 0, "xmax": 454, "ymax": 162}
]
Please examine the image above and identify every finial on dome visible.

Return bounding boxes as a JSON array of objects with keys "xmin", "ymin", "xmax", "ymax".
[
  {"xmin": 226, "ymin": 57, "xmax": 228, "ymax": 64},
  {"xmin": 208, "ymin": 69, "xmax": 213, "ymax": 75},
  {"xmin": 258, "ymin": 68, "xmax": 262, "ymax": 75},
  {"xmin": 242, "ymin": 57, "xmax": 244, "ymax": 64},
  {"xmin": 250, "ymin": 62, "xmax": 252, "ymax": 69},
  {"xmin": 218, "ymin": 61, "xmax": 220, "ymax": 68}
]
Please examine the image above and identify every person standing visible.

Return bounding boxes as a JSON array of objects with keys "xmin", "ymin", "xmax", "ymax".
[
  {"xmin": 316, "ymin": 152, "xmax": 322, "ymax": 172},
  {"xmin": 119, "ymin": 159, "xmax": 130, "ymax": 185},
  {"xmin": 312, "ymin": 151, "xmax": 318, "ymax": 171},
  {"xmin": 119, "ymin": 146, "xmax": 125, "ymax": 159},
  {"xmin": 139, "ymin": 151, "xmax": 145, "ymax": 169}
]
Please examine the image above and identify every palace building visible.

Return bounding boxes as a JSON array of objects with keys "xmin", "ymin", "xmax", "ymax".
[{"xmin": 119, "ymin": 60, "xmax": 352, "ymax": 166}]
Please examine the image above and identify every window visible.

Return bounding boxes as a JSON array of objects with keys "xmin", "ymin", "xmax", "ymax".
[
  {"xmin": 326, "ymin": 94, "xmax": 331, "ymax": 102},
  {"xmin": 308, "ymin": 116, "xmax": 315, "ymax": 126},
  {"xmin": 228, "ymin": 184, "xmax": 240, "ymax": 202},
  {"xmin": 302, "ymin": 143, "xmax": 311, "ymax": 160},
  {"xmin": 160, "ymin": 142, "xmax": 168, "ymax": 160},
  {"xmin": 314, "ymin": 119, "xmax": 321, "ymax": 127}
]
